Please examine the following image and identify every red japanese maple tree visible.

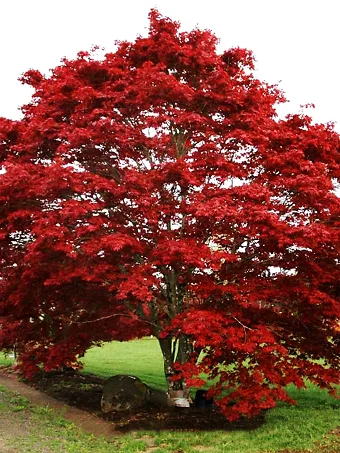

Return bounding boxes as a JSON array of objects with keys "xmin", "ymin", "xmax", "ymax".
[{"xmin": 0, "ymin": 10, "xmax": 339, "ymax": 419}]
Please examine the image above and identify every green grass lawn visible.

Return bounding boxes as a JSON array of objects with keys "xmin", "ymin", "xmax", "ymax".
[
  {"xmin": 1, "ymin": 338, "xmax": 339, "ymax": 453},
  {"xmin": 0, "ymin": 353, "xmax": 14, "ymax": 367},
  {"xmin": 82, "ymin": 337, "xmax": 166, "ymax": 388}
]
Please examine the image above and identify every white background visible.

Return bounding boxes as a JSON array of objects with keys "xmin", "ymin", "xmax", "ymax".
[{"xmin": 1, "ymin": 0, "xmax": 339, "ymax": 130}]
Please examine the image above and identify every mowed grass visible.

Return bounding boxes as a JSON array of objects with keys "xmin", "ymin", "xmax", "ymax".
[
  {"xmin": 82, "ymin": 337, "xmax": 166, "ymax": 388},
  {"xmin": 1, "ymin": 338, "xmax": 339, "ymax": 452}
]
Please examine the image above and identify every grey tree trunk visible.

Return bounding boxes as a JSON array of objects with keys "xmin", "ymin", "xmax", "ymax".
[{"xmin": 158, "ymin": 333, "xmax": 193, "ymax": 391}]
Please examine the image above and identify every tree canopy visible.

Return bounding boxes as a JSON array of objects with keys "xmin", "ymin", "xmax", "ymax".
[{"xmin": 0, "ymin": 10, "xmax": 339, "ymax": 420}]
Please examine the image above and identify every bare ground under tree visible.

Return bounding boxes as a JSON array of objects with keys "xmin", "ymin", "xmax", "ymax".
[{"xmin": 0, "ymin": 367, "xmax": 265, "ymax": 433}]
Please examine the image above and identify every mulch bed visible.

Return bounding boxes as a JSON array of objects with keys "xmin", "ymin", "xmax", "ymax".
[{"xmin": 27, "ymin": 370, "xmax": 265, "ymax": 432}]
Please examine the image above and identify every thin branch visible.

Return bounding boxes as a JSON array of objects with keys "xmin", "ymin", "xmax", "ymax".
[
  {"xmin": 232, "ymin": 316, "xmax": 253, "ymax": 343},
  {"xmin": 124, "ymin": 301, "xmax": 159, "ymax": 328},
  {"xmin": 74, "ymin": 313, "xmax": 132, "ymax": 324},
  {"xmin": 74, "ymin": 312, "xmax": 156, "ymax": 327},
  {"xmin": 141, "ymin": 145, "xmax": 154, "ymax": 165},
  {"xmin": 232, "ymin": 316, "xmax": 253, "ymax": 331}
]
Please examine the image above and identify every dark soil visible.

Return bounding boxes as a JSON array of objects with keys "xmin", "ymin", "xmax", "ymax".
[{"xmin": 27, "ymin": 370, "xmax": 266, "ymax": 432}]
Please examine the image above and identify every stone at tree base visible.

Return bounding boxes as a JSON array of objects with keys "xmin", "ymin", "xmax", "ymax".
[
  {"xmin": 101, "ymin": 375, "xmax": 191, "ymax": 413},
  {"xmin": 101, "ymin": 375, "xmax": 149, "ymax": 413},
  {"xmin": 147, "ymin": 387, "xmax": 174, "ymax": 407}
]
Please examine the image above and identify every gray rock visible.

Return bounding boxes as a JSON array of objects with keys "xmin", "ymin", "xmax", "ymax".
[
  {"xmin": 101, "ymin": 375, "xmax": 149, "ymax": 413},
  {"xmin": 147, "ymin": 388, "xmax": 174, "ymax": 407}
]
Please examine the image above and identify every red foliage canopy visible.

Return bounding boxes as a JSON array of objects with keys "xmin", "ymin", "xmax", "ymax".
[{"xmin": 0, "ymin": 10, "xmax": 339, "ymax": 419}]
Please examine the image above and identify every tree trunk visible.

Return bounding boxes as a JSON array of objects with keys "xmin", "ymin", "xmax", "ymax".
[
  {"xmin": 158, "ymin": 336, "xmax": 175, "ymax": 390},
  {"xmin": 158, "ymin": 333, "xmax": 193, "ymax": 392},
  {"xmin": 177, "ymin": 333, "xmax": 193, "ymax": 364}
]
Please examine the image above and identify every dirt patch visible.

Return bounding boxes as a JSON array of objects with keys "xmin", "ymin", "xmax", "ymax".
[{"xmin": 22, "ymin": 368, "xmax": 265, "ymax": 432}]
